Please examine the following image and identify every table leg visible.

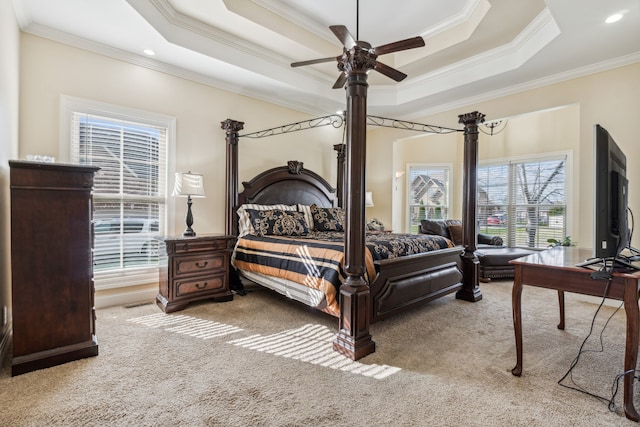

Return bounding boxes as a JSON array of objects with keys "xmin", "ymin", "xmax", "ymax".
[
  {"xmin": 557, "ymin": 290, "xmax": 565, "ymax": 330},
  {"xmin": 512, "ymin": 265, "xmax": 523, "ymax": 376},
  {"xmin": 623, "ymin": 277, "xmax": 640, "ymax": 422}
]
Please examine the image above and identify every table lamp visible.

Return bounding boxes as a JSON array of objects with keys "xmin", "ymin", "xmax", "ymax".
[
  {"xmin": 365, "ymin": 191, "xmax": 374, "ymax": 207},
  {"xmin": 173, "ymin": 171, "xmax": 206, "ymax": 236}
]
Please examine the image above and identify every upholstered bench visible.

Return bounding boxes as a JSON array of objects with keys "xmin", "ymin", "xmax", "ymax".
[{"xmin": 476, "ymin": 247, "xmax": 536, "ymax": 282}]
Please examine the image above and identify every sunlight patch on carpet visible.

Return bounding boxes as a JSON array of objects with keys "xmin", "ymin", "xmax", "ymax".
[
  {"xmin": 127, "ymin": 313, "xmax": 244, "ymax": 339},
  {"xmin": 227, "ymin": 324, "xmax": 402, "ymax": 379}
]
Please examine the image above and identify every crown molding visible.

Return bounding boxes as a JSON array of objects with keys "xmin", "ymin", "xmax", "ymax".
[{"xmin": 407, "ymin": 52, "xmax": 640, "ymax": 120}]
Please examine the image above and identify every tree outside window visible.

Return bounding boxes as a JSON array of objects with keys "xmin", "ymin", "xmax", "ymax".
[{"xmin": 478, "ymin": 156, "xmax": 567, "ymax": 248}]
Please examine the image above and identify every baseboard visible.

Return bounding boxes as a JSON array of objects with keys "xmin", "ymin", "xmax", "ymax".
[
  {"xmin": 95, "ymin": 287, "xmax": 157, "ymax": 309},
  {"xmin": 0, "ymin": 323, "xmax": 12, "ymax": 370}
]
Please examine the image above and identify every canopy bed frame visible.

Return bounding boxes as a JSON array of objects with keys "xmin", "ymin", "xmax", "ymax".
[
  {"xmin": 221, "ymin": 42, "xmax": 485, "ymax": 361},
  {"xmin": 221, "ymin": 110, "xmax": 484, "ymax": 360}
]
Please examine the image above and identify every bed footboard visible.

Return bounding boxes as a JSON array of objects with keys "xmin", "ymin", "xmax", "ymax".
[{"xmin": 370, "ymin": 247, "xmax": 464, "ymax": 321}]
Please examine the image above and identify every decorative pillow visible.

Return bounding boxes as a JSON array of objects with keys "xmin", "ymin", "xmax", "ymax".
[
  {"xmin": 478, "ymin": 233, "xmax": 504, "ymax": 246},
  {"xmin": 237, "ymin": 204, "xmax": 297, "ymax": 236},
  {"xmin": 420, "ymin": 219, "xmax": 451, "ymax": 239},
  {"xmin": 310, "ymin": 204, "xmax": 345, "ymax": 232},
  {"xmin": 246, "ymin": 209, "xmax": 309, "ymax": 236},
  {"xmin": 447, "ymin": 223, "xmax": 463, "ymax": 246}
]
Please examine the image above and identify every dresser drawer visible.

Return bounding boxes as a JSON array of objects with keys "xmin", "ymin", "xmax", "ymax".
[
  {"xmin": 175, "ymin": 275, "xmax": 226, "ymax": 296},
  {"xmin": 174, "ymin": 253, "xmax": 226, "ymax": 276}
]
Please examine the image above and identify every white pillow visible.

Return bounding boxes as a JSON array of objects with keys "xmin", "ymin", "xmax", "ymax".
[{"xmin": 237, "ymin": 204, "xmax": 297, "ymax": 237}]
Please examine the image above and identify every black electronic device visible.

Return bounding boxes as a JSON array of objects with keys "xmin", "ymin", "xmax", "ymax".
[{"xmin": 578, "ymin": 124, "xmax": 637, "ymax": 271}]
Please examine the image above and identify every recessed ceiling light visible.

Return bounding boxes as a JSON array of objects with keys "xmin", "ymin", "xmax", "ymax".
[
  {"xmin": 605, "ymin": 13, "xmax": 623, "ymax": 24},
  {"xmin": 143, "ymin": 49, "xmax": 156, "ymax": 56}
]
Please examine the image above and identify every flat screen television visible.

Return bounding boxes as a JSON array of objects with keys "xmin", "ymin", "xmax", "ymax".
[{"xmin": 588, "ymin": 124, "xmax": 632, "ymax": 268}]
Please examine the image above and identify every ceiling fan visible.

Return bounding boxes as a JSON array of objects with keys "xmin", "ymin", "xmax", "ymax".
[{"xmin": 290, "ymin": 10, "xmax": 425, "ymax": 89}]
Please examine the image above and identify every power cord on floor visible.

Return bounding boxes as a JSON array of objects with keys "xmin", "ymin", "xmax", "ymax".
[{"xmin": 556, "ymin": 264, "xmax": 633, "ymax": 414}]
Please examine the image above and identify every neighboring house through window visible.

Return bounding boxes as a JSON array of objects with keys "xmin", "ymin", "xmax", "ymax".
[
  {"xmin": 407, "ymin": 163, "xmax": 451, "ymax": 233},
  {"xmin": 61, "ymin": 96, "xmax": 176, "ymax": 289}
]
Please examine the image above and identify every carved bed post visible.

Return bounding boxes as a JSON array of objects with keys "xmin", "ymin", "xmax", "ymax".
[
  {"xmin": 456, "ymin": 111, "xmax": 485, "ymax": 302},
  {"xmin": 222, "ymin": 119, "xmax": 245, "ymax": 294},
  {"xmin": 333, "ymin": 143, "xmax": 346, "ymax": 208},
  {"xmin": 332, "ymin": 53, "xmax": 376, "ymax": 361},
  {"xmin": 221, "ymin": 119, "xmax": 244, "ymax": 236}
]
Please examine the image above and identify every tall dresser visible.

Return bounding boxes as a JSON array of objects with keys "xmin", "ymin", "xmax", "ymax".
[{"xmin": 10, "ymin": 160, "xmax": 100, "ymax": 376}]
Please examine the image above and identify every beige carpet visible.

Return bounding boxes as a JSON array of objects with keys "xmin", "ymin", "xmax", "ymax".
[{"xmin": 0, "ymin": 279, "xmax": 638, "ymax": 426}]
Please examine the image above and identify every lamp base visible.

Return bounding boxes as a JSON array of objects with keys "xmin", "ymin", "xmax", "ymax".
[{"xmin": 183, "ymin": 195, "xmax": 196, "ymax": 237}]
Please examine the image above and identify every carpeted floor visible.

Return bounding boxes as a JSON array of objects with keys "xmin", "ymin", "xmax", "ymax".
[{"xmin": 0, "ymin": 279, "xmax": 638, "ymax": 426}]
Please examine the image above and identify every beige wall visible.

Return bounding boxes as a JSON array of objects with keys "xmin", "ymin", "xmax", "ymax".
[
  {"xmin": 10, "ymin": 26, "xmax": 640, "ymax": 310},
  {"xmin": 0, "ymin": 0, "xmax": 20, "ymax": 360},
  {"xmin": 17, "ymin": 33, "xmax": 342, "ymax": 307},
  {"xmin": 19, "ymin": 33, "xmax": 342, "ymax": 236},
  {"xmin": 368, "ymin": 63, "xmax": 640, "ymax": 251}
]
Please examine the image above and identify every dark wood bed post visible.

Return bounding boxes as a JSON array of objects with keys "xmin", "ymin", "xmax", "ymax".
[
  {"xmin": 332, "ymin": 56, "xmax": 376, "ymax": 360},
  {"xmin": 333, "ymin": 143, "xmax": 346, "ymax": 207},
  {"xmin": 222, "ymin": 119, "xmax": 245, "ymax": 293},
  {"xmin": 221, "ymin": 119, "xmax": 244, "ymax": 235},
  {"xmin": 456, "ymin": 111, "xmax": 485, "ymax": 302}
]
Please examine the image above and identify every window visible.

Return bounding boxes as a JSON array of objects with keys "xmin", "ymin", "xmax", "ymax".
[
  {"xmin": 407, "ymin": 164, "xmax": 451, "ymax": 233},
  {"xmin": 478, "ymin": 154, "xmax": 568, "ymax": 248},
  {"xmin": 61, "ymin": 96, "xmax": 175, "ymax": 289}
]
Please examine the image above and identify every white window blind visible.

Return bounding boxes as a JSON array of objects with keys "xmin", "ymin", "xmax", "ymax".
[
  {"xmin": 70, "ymin": 112, "xmax": 168, "ymax": 273},
  {"xmin": 407, "ymin": 164, "xmax": 451, "ymax": 233},
  {"xmin": 478, "ymin": 156, "xmax": 567, "ymax": 248}
]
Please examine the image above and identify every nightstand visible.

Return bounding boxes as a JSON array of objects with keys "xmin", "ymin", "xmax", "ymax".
[{"xmin": 156, "ymin": 234, "xmax": 234, "ymax": 313}]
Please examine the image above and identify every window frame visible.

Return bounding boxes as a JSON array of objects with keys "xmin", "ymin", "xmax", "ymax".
[
  {"xmin": 60, "ymin": 95, "xmax": 177, "ymax": 290},
  {"xmin": 478, "ymin": 151, "xmax": 572, "ymax": 248},
  {"xmin": 406, "ymin": 162, "xmax": 453, "ymax": 233}
]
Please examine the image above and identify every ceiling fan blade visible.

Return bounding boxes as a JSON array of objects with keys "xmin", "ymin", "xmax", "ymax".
[
  {"xmin": 374, "ymin": 61, "xmax": 407, "ymax": 82},
  {"xmin": 373, "ymin": 36, "xmax": 425, "ymax": 56},
  {"xmin": 291, "ymin": 56, "xmax": 338, "ymax": 67},
  {"xmin": 330, "ymin": 25, "xmax": 357, "ymax": 49},
  {"xmin": 332, "ymin": 73, "xmax": 347, "ymax": 89}
]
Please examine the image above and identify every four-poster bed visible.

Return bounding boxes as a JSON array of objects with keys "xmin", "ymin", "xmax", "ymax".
[{"xmin": 221, "ymin": 110, "xmax": 485, "ymax": 360}]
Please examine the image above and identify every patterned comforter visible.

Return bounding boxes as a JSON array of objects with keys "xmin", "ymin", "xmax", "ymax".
[{"xmin": 232, "ymin": 231, "xmax": 454, "ymax": 316}]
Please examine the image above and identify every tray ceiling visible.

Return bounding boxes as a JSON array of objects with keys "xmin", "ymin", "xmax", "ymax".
[{"xmin": 13, "ymin": 0, "xmax": 640, "ymax": 118}]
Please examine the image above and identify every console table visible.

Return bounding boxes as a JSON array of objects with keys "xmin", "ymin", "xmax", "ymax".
[{"xmin": 510, "ymin": 247, "xmax": 640, "ymax": 421}]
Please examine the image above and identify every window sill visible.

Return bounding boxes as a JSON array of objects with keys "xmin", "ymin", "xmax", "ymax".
[{"xmin": 94, "ymin": 266, "xmax": 159, "ymax": 291}]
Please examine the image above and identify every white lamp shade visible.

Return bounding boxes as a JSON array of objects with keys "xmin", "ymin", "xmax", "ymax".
[
  {"xmin": 173, "ymin": 172, "xmax": 206, "ymax": 197},
  {"xmin": 365, "ymin": 191, "xmax": 374, "ymax": 207}
]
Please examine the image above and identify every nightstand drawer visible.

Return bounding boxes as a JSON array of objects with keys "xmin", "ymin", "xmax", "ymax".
[
  {"xmin": 174, "ymin": 254, "xmax": 226, "ymax": 276},
  {"xmin": 175, "ymin": 275, "xmax": 225, "ymax": 296},
  {"xmin": 157, "ymin": 234, "xmax": 234, "ymax": 313},
  {"xmin": 174, "ymin": 238, "xmax": 228, "ymax": 254}
]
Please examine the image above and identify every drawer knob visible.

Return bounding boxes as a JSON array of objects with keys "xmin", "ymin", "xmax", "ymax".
[
  {"xmin": 195, "ymin": 261, "xmax": 208, "ymax": 269},
  {"xmin": 195, "ymin": 282, "xmax": 208, "ymax": 289},
  {"xmin": 182, "ymin": 243, "xmax": 189, "ymax": 251}
]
